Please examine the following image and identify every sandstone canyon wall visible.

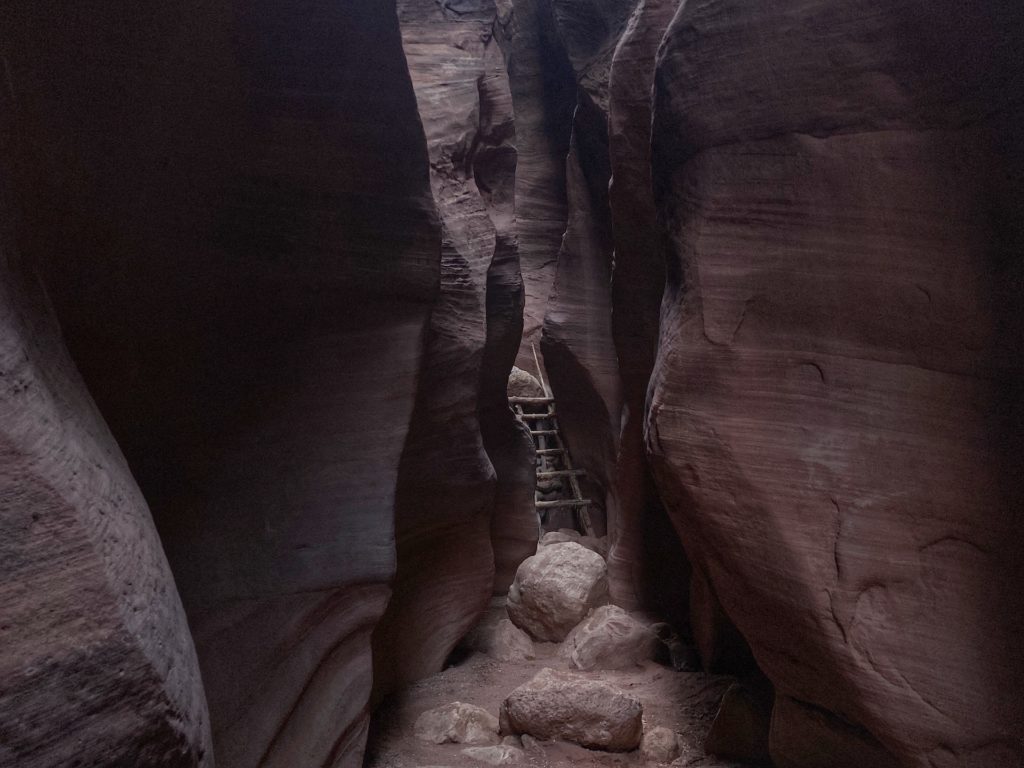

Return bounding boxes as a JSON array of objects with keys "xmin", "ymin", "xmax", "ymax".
[
  {"xmin": 505, "ymin": 0, "xmax": 1023, "ymax": 763},
  {"xmin": 0, "ymin": 206, "xmax": 212, "ymax": 766},
  {"xmin": 500, "ymin": 0, "xmax": 576, "ymax": 371},
  {"xmin": 647, "ymin": 1, "xmax": 1024, "ymax": 765},
  {"xmin": 1, "ymin": 1, "xmax": 1022, "ymax": 767},
  {"xmin": 1, "ymin": 1, "xmax": 441, "ymax": 766},
  {"xmin": 513, "ymin": 0, "xmax": 692, "ymax": 621},
  {"xmin": 375, "ymin": 0, "xmax": 537, "ymax": 697}
]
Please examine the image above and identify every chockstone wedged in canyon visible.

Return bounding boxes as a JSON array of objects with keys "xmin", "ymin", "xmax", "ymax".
[{"xmin": 1, "ymin": 0, "xmax": 1022, "ymax": 767}]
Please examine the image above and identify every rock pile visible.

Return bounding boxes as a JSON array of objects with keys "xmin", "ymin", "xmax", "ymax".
[
  {"xmin": 414, "ymin": 702, "xmax": 500, "ymax": 745},
  {"xmin": 427, "ymin": 539, "xmax": 694, "ymax": 762}
]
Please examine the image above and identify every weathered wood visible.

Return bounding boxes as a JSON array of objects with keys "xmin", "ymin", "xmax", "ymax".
[
  {"xmin": 536, "ymin": 448, "xmax": 564, "ymax": 455},
  {"xmin": 530, "ymin": 429, "xmax": 558, "ymax": 436},
  {"xmin": 537, "ymin": 469, "xmax": 586, "ymax": 479},
  {"xmin": 509, "ymin": 396, "xmax": 554, "ymax": 405},
  {"xmin": 520, "ymin": 411, "xmax": 556, "ymax": 419},
  {"xmin": 536, "ymin": 499, "xmax": 593, "ymax": 509}
]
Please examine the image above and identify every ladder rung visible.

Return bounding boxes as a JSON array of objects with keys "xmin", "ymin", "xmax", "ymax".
[
  {"xmin": 530, "ymin": 429, "xmax": 558, "ymax": 436},
  {"xmin": 536, "ymin": 448, "xmax": 564, "ymax": 455},
  {"xmin": 519, "ymin": 411, "xmax": 556, "ymax": 420},
  {"xmin": 536, "ymin": 499, "xmax": 592, "ymax": 509},
  {"xmin": 509, "ymin": 396, "xmax": 554, "ymax": 404},
  {"xmin": 537, "ymin": 469, "xmax": 586, "ymax": 479}
]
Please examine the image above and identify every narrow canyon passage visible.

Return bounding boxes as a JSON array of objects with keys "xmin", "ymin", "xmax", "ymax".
[{"xmin": 1, "ymin": 1, "xmax": 1022, "ymax": 768}]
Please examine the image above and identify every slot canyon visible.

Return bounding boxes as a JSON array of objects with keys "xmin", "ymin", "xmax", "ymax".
[{"xmin": 1, "ymin": 1, "xmax": 1022, "ymax": 767}]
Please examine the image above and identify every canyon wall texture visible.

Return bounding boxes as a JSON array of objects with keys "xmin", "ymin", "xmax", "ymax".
[
  {"xmin": 507, "ymin": 0, "xmax": 1023, "ymax": 763},
  {"xmin": 500, "ymin": 0, "xmax": 576, "ymax": 371},
  {"xmin": 604, "ymin": 0, "xmax": 691, "ymax": 628},
  {"xmin": 0, "ymin": 219, "xmax": 212, "ymax": 767},
  {"xmin": 647, "ymin": 1, "xmax": 1024, "ymax": 765},
  {"xmin": 2, "ymin": 2, "xmax": 1022, "ymax": 767},
  {"xmin": 1, "ymin": 1, "xmax": 444, "ymax": 766},
  {"xmin": 375, "ymin": 0, "xmax": 536, "ymax": 696}
]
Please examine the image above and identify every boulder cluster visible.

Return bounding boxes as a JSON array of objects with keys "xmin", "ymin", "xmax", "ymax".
[{"xmin": 414, "ymin": 540, "xmax": 685, "ymax": 763}]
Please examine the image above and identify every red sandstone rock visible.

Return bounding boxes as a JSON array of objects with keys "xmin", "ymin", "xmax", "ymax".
[
  {"xmin": 376, "ymin": 0, "xmax": 513, "ymax": 698},
  {"xmin": 0, "ymin": 255, "xmax": 212, "ymax": 766},
  {"xmin": 604, "ymin": 0, "xmax": 690, "ymax": 626},
  {"xmin": 1, "ymin": 2, "xmax": 440, "ymax": 766},
  {"xmin": 497, "ymin": 0, "xmax": 576, "ymax": 369},
  {"xmin": 648, "ymin": 2, "xmax": 1024, "ymax": 765}
]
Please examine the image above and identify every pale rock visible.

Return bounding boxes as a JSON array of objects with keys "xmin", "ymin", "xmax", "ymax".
[
  {"xmin": 492, "ymin": 620, "xmax": 536, "ymax": 662},
  {"xmin": 499, "ymin": 667, "xmax": 643, "ymax": 751},
  {"xmin": 561, "ymin": 605, "xmax": 657, "ymax": 671},
  {"xmin": 539, "ymin": 530, "xmax": 609, "ymax": 558},
  {"xmin": 507, "ymin": 366, "xmax": 545, "ymax": 398},
  {"xmin": 463, "ymin": 609, "xmax": 536, "ymax": 663},
  {"xmin": 640, "ymin": 727, "xmax": 681, "ymax": 763},
  {"xmin": 414, "ymin": 702, "xmax": 500, "ymax": 745},
  {"xmin": 507, "ymin": 542, "xmax": 609, "ymax": 641}
]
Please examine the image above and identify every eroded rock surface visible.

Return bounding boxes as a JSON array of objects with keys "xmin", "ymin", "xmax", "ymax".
[
  {"xmin": 462, "ymin": 744, "xmax": 525, "ymax": 765},
  {"xmin": 498, "ymin": 0, "xmax": 576, "ymax": 369},
  {"xmin": 499, "ymin": 668, "xmax": 644, "ymax": 751},
  {"xmin": 507, "ymin": 542, "xmax": 609, "ymax": 641},
  {"xmin": 648, "ymin": 1, "xmax": 1024, "ymax": 765},
  {"xmin": 0, "ymin": 254, "xmax": 213, "ymax": 767},
  {"xmin": 560, "ymin": 605, "xmax": 656, "ymax": 671},
  {"xmin": 2, "ymin": 2, "xmax": 440, "ymax": 766},
  {"xmin": 377, "ymin": 0, "xmax": 527, "ymax": 696},
  {"xmin": 414, "ymin": 702, "xmax": 501, "ymax": 746},
  {"xmin": 640, "ymin": 726, "xmax": 681, "ymax": 764},
  {"xmin": 604, "ymin": 0, "xmax": 690, "ymax": 626}
]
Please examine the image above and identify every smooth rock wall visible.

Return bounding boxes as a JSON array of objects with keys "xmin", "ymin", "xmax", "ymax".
[
  {"xmin": 498, "ymin": 0, "xmax": 576, "ymax": 370},
  {"xmin": 539, "ymin": 0, "xmax": 635, "ymax": 536},
  {"xmin": 2, "ymin": 2, "xmax": 440, "ymax": 766},
  {"xmin": 604, "ymin": 0, "xmax": 689, "ymax": 623},
  {"xmin": 648, "ymin": 1, "xmax": 1024, "ymax": 765},
  {"xmin": 377, "ymin": 0, "xmax": 535, "ymax": 694}
]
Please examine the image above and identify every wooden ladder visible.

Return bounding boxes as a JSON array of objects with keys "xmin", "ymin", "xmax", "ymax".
[{"xmin": 509, "ymin": 347, "xmax": 594, "ymax": 536}]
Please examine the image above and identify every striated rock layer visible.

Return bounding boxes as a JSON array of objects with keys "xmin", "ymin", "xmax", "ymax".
[
  {"xmin": 0, "ymin": 247, "xmax": 212, "ymax": 765},
  {"xmin": 604, "ymin": 0, "xmax": 690, "ymax": 626},
  {"xmin": 498, "ymin": 0, "xmax": 576, "ymax": 370},
  {"xmin": 2, "ymin": 1, "xmax": 441, "ymax": 766},
  {"xmin": 648, "ymin": 1, "xmax": 1024, "ymax": 765},
  {"xmin": 538, "ymin": 0, "xmax": 632, "ymax": 537},
  {"xmin": 376, "ymin": 0, "xmax": 535, "ymax": 695}
]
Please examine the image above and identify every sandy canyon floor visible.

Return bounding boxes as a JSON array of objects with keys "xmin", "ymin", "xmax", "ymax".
[{"xmin": 366, "ymin": 609, "xmax": 749, "ymax": 768}]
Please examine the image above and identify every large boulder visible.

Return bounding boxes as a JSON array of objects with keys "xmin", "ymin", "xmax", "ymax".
[
  {"xmin": 506, "ymin": 542, "xmax": 609, "ymax": 641},
  {"xmin": 507, "ymin": 366, "xmax": 546, "ymax": 399},
  {"xmin": 499, "ymin": 668, "xmax": 643, "ymax": 751},
  {"xmin": 561, "ymin": 605, "xmax": 657, "ymax": 671},
  {"xmin": 539, "ymin": 529, "xmax": 609, "ymax": 558},
  {"xmin": 490, "ymin": 620, "xmax": 537, "ymax": 663},
  {"xmin": 414, "ymin": 702, "xmax": 501, "ymax": 746}
]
